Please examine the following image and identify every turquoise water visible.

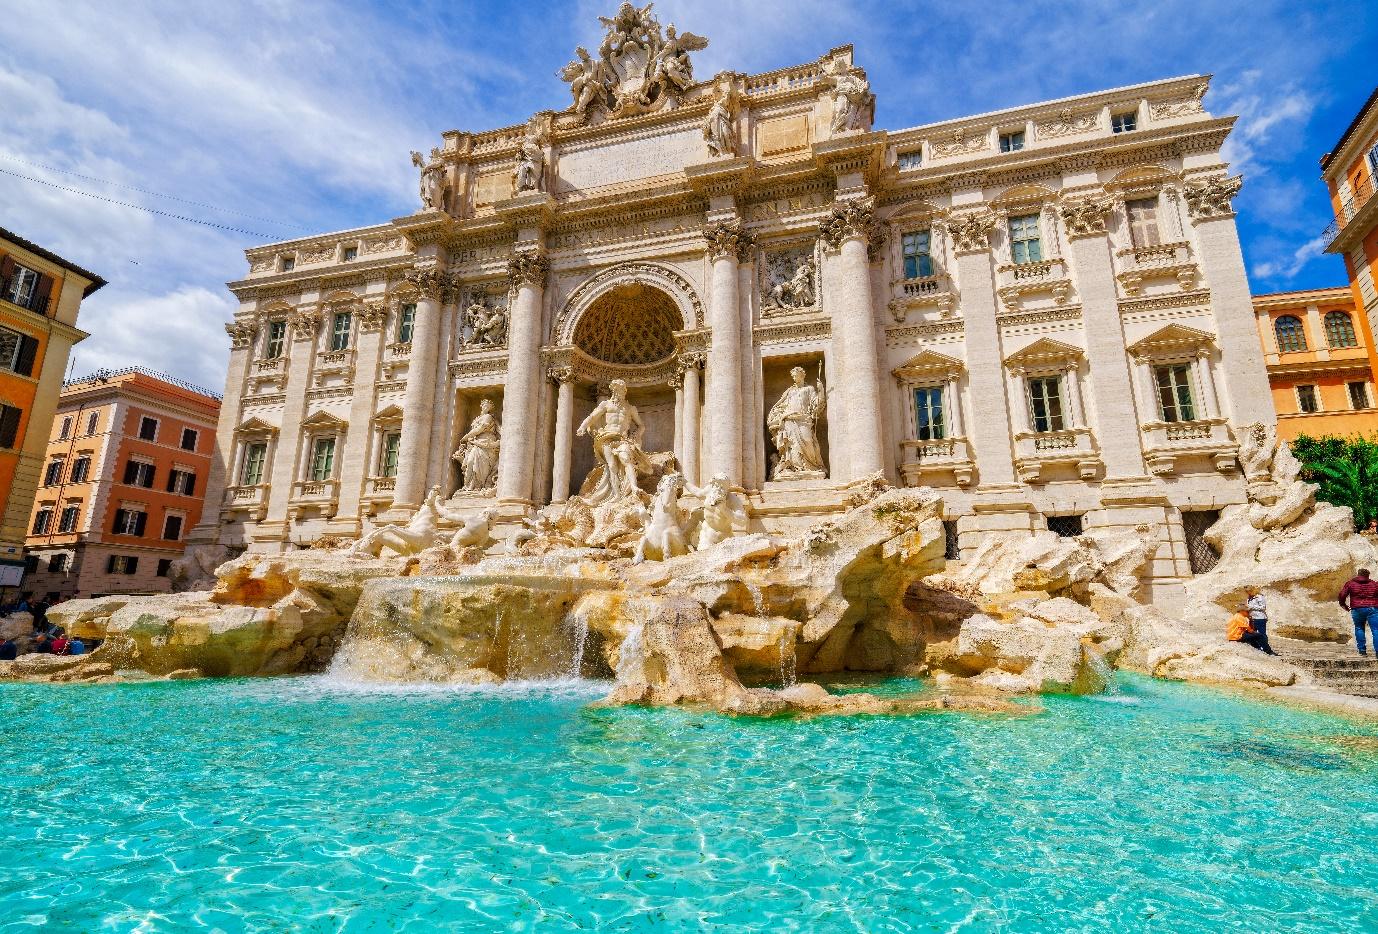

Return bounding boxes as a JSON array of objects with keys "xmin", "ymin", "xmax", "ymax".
[{"xmin": 2, "ymin": 674, "xmax": 1376, "ymax": 932}]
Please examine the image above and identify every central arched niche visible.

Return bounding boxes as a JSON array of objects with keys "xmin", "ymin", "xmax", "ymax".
[{"xmin": 572, "ymin": 283, "xmax": 682, "ymax": 366}]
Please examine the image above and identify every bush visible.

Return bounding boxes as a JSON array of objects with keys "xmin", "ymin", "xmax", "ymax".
[{"xmin": 1290, "ymin": 434, "xmax": 1378, "ymax": 531}]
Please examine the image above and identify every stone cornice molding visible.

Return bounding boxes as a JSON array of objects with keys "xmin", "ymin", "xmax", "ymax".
[
  {"xmin": 703, "ymin": 221, "xmax": 755, "ymax": 262},
  {"xmin": 507, "ymin": 251, "xmax": 550, "ymax": 289},
  {"xmin": 225, "ymin": 321, "xmax": 258, "ymax": 349},
  {"xmin": 818, "ymin": 198, "xmax": 884, "ymax": 255},
  {"xmin": 1183, "ymin": 174, "xmax": 1243, "ymax": 222},
  {"xmin": 949, "ymin": 211, "xmax": 998, "ymax": 254},
  {"xmin": 1060, "ymin": 198, "xmax": 1114, "ymax": 239}
]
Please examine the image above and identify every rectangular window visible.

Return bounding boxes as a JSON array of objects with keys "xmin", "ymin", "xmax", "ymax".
[
  {"xmin": 310, "ymin": 437, "xmax": 336, "ymax": 481},
  {"xmin": 913, "ymin": 386, "xmax": 946, "ymax": 441},
  {"xmin": 999, "ymin": 130, "xmax": 1025, "ymax": 153},
  {"xmin": 167, "ymin": 469, "xmax": 196, "ymax": 496},
  {"xmin": 0, "ymin": 325, "xmax": 38, "ymax": 376},
  {"xmin": 58, "ymin": 416, "xmax": 71, "ymax": 440},
  {"xmin": 107, "ymin": 555, "xmax": 139, "ymax": 575},
  {"xmin": 1046, "ymin": 514, "xmax": 1085, "ymax": 538},
  {"xmin": 181, "ymin": 427, "xmax": 198, "ymax": 451},
  {"xmin": 1111, "ymin": 111, "xmax": 1137, "ymax": 133},
  {"xmin": 112, "ymin": 508, "xmax": 148, "ymax": 536},
  {"xmin": 1008, "ymin": 214, "xmax": 1043, "ymax": 264},
  {"xmin": 265, "ymin": 320, "xmax": 287, "ymax": 359},
  {"xmin": 280, "ymin": 256, "xmax": 295, "ymax": 272},
  {"xmin": 901, "ymin": 230, "xmax": 934, "ymax": 279},
  {"xmin": 47, "ymin": 553, "xmax": 67, "ymax": 573},
  {"xmin": 0, "ymin": 404, "xmax": 20, "ymax": 448},
  {"xmin": 1368, "ymin": 144, "xmax": 1378, "ymax": 174},
  {"xmin": 7, "ymin": 266, "xmax": 39, "ymax": 307},
  {"xmin": 162, "ymin": 514, "xmax": 184, "ymax": 541},
  {"xmin": 138, "ymin": 416, "xmax": 159, "ymax": 441},
  {"xmin": 342, "ymin": 245, "xmax": 358, "ymax": 262},
  {"xmin": 58, "ymin": 504, "xmax": 79, "ymax": 533},
  {"xmin": 86, "ymin": 411, "xmax": 99, "ymax": 435},
  {"xmin": 1126, "ymin": 197, "xmax": 1161, "ymax": 247},
  {"xmin": 897, "ymin": 150, "xmax": 922, "ymax": 170},
  {"xmin": 123, "ymin": 459, "xmax": 155, "ymax": 488},
  {"xmin": 330, "ymin": 312, "xmax": 352, "ymax": 352},
  {"xmin": 1154, "ymin": 364, "xmax": 1197, "ymax": 423},
  {"xmin": 1027, "ymin": 375, "xmax": 1066, "ymax": 433},
  {"xmin": 241, "ymin": 442, "xmax": 267, "ymax": 485},
  {"xmin": 32, "ymin": 509, "xmax": 53, "ymax": 535},
  {"xmin": 1349, "ymin": 381, "xmax": 1371, "ymax": 410},
  {"xmin": 69, "ymin": 457, "xmax": 90, "ymax": 483},
  {"xmin": 1296, "ymin": 384, "xmax": 1320, "ymax": 414},
  {"xmin": 43, "ymin": 459, "xmax": 64, "ymax": 486},
  {"xmin": 397, "ymin": 304, "xmax": 416, "ymax": 344},
  {"xmin": 23, "ymin": 555, "xmax": 38, "ymax": 574},
  {"xmin": 380, "ymin": 431, "xmax": 401, "ymax": 478},
  {"xmin": 156, "ymin": 558, "xmax": 173, "ymax": 578}
]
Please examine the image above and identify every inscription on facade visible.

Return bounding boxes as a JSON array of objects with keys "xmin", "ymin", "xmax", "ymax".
[{"xmin": 556, "ymin": 127, "xmax": 702, "ymax": 193}]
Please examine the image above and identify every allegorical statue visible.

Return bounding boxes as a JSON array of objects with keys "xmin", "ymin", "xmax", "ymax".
[
  {"xmin": 465, "ymin": 301, "xmax": 507, "ymax": 348},
  {"xmin": 350, "ymin": 487, "xmax": 443, "ymax": 557},
  {"xmin": 768, "ymin": 366, "xmax": 827, "ymax": 480},
  {"xmin": 410, "ymin": 150, "xmax": 445, "ymax": 210},
  {"xmin": 558, "ymin": 47, "xmax": 607, "ymax": 118},
  {"xmin": 454, "ymin": 399, "xmax": 501, "ymax": 492},
  {"xmin": 690, "ymin": 472, "xmax": 748, "ymax": 550},
  {"xmin": 649, "ymin": 23, "xmax": 707, "ymax": 94},
  {"xmin": 576, "ymin": 378, "xmax": 647, "ymax": 504},
  {"xmin": 822, "ymin": 59, "xmax": 874, "ymax": 134},
  {"xmin": 703, "ymin": 86, "xmax": 736, "ymax": 158},
  {"xmin": 513, "ymin": 129, "xmax": 544, "ymax": 193},
  {"xmin": 765, "ymin": 256, "xmax": 815, "ymax": 310}
]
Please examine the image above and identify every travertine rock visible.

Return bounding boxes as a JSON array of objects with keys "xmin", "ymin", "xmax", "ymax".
[
  {"xmin": 1155, "ymin": 643, "xmax": 1299, "ymax": 688},
  {"xmin": 952, "ymin": 597, "xmax": 1122, "ymax": 694},
  {"xmin": 938, "ymin": 525, "xmax": 1152, "ymax": 600}
]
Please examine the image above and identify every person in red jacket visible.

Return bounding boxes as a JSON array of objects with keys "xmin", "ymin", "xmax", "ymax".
[{"xmin": 1338, "ymin": 568, "xmax": 1378, "ymax": 656}]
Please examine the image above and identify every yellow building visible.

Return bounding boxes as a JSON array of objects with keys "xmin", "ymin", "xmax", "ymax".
[
  {"xmin": 0, "ymin": 226, "xmax": 103, "ymax": 591},
  {"xmin": 1322, "ymin": 86, "xmax": 1378, "ymax": 364},
  {"xmin": 1252, "ymin": 286, "xmax": 1378, "ymax": 440}
]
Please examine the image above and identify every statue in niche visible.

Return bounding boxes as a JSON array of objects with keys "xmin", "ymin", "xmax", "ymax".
[
  {"xmin": 576, "ymin": 378, "xmax": 649, "ymax": 505},
  {"xmin": 464, "ymin": 300, "xmax": 507, "ymax": 348},
  {"xmin": 768, "ymin": 365, "xmax": 827, "ymax": 480},
  {"xmin": 453, "ymin": 399, "xmax": 501, "ymax": 492},
  {"xmin": 349, "ymin": 487, "xmax": 443, "ymax": 557},
  {"xmin": 821, "ymin": 59, "xmax": 874, "ymax": 134},
  {"xmin": 410, "ymin": 150, "xmax": 446, "ymax": 210},
  {"xmin": 764, "ymin": 256, "xmax": 815, "ymax": 310},
  {"xmin": 513, "ymin": 129, "xmax": 545, "ymax": 194},
  {"xmin": 703, "ymin": 86, "xmax": 737, "ymax": 158},
  {"xmin": 689, "ymin": 472, "xmax": 748, "ymax": 550}
]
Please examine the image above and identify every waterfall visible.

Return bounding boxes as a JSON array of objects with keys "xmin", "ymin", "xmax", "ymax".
[
  {"xmin": 746, "ymin": 583, "xmax": 765, "ymax": 617},
  {"xmin": 1080, "ymin": 643, "xmax": 1117, "ymax": 695},
  {"xmin": 778, "ymin": 629, "xmax": 797, "ymax": 688},
  {"xmin": 567, "ymin": 613, "xmax": 590, "ymax": 677},
  {"xmin": 616, "ymin": 621, "xmax": 646, "ymax": 682}
]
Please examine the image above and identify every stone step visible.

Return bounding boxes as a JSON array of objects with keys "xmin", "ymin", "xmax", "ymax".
[{"xmin": 1289, "ymin": 657, "xmax": 1378, "ymax": 673}]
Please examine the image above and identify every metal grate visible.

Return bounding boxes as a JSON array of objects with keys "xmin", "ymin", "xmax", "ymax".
[
  {"xmin": 1181, "ymin": 510, "xmax": 1221, "ymax": 575},
  {"xmin": 1046, "ymin": 514, "xmax": 1084, "ymax": 538},
  {"xmin": 943, "ymin": 520, "xmax": 961, "ymax": 560}
]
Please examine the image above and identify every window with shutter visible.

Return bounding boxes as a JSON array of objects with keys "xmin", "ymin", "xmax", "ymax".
[
  {"xmin": 14, "ymin": 335, "xmax": 37, "ymax": 376},
  {"xmin": 1126, "ymin": 198, "xmax": 1161, "ymax": 247},
  {"xmin": 32, "ymin": 509, "xmax": 53, "ymax": 535},
  {"xmin": 134, "ymin": 512, "xmax": 147, "ymax": 536},
  {"xmin": 123, "ymin": 460, "xmax": 139, "ymax": 484},
  {"xmin": 181, "ymin": 428, "xmax": 198, "ymax": 451},
  {"xmin": 163, "ymin": 514, "xmax": 183, "ymax": 540},
  {"xmin": 0, "ymin": 326, "xmax": 21, "ymax": 372},
  {"xmin": 127, "ymin": 556, "xmax": 139, "ymax": 574},
  {"xmin": 0, "ymin": 404, "xmax": 21, "ymax": 448},
  {"xmin": 70, "ymin": 457, "xmax": 90, "ymax": 483},
  {"xmin": 138, "ymin": 417, "xmax": 159, "ymax": 441},
  {"xmin": 106, "ymin": 554, "xmax": 117, "ymax": 573}
]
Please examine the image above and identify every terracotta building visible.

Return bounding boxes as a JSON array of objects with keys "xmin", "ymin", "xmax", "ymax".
[
  {"xmin": 1252, "ymin": 286, "xmax": 1378, "ymax": 441},
  {"xmin": 21, "ymin": 368, "xmax": 220, "ymax": 600},
  {"xmin": 1322, "ymin": 86, "xmax": 1378, "ymax": 363},
  {"xmin": 0, "ymin": 226, "xmax": 104, "ymax": 592}
]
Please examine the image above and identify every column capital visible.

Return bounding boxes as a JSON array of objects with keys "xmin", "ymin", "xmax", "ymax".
[
  {"xmin": 819, "ymin": 197, "xmax": 884, "ymax": 254},
  {"xmin": 404, "ymin": 264, "xmax": 457, "ymax": 301},
  {"xmin": 1059, "ymin": 197, "xmax": 1114, "ymax": 240},
  {"xmin": 1183, "ymin": 174, "xmax": 1243, "ymax": 222},
  {"xmin": 703, "ymin": 221, "xmax": 754, "ymax": 262},
  {"xmin": 507, "ymin": 250, "xmax": 549, "ymax": 288},
  {"xmin": 358, "ymin": 301, "xmax": 389, "ymax": 331},
  {"xmin": 949, "ymin": 210, "xmax": 998, "ymax": 254},
  {"xmin": 225, "ymin": 320, "xmax": 257, "ymax": 349},
  {"xmin": 547, "ymin": 365, "xmax": 576, "ymax": 384},
  {"xmin": 289, "ymin": 306, "xmax": 322, "ymax": 339}
]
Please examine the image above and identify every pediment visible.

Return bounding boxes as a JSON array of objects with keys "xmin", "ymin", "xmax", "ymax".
[
  {"xmin": 372, "ymin": 404, "xmax": 405, "ymax": 422},
  {"xmin": 886, "ymin": 200, "xmax": 945, "ymax": 223},
  {"xmin": 1004, "ymin": 337, "xmax": 1084, "ymax": 368},
  {"xmin": 991, "ymin": 183, "xmax": 1058, "ymax": 210},
  {"xmin": 1128, "ymin": 323, "xmax": 1215, "ymax": 357},
  {"xmin": 301, "ymin": 410, "xmax": 347, "ymax": 430},
  {"xmin": 893, "ymin": 348, "xmax": 964, "ymax": 380},
  {"xmin": 234, "ymin": 416, "xmax": 279, "ymax": 435},
  {"xmin": 1106, "ymin": 163, "xmax": 1177, "ymax": 193}
]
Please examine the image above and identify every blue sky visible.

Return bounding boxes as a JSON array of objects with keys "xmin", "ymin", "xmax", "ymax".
[{"xmin": 0, "ymin": 0, "xmax": 1370, "ymax": 391}]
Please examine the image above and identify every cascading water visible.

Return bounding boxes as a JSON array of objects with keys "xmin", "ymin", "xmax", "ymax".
[
  {"xmin": 566, "ymin": 614, "xmax": 590, "ymax": 677},
  {"xmin": 616, "ymin": 621, "xmax": 646, "ymax": 682},
  {"xmin": 778, "ymin": 629, "xmax": 797, "ymax": 688}
]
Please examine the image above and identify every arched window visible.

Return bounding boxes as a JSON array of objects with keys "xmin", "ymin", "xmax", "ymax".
[
  {"xmin": 1274, "ymin": 315, "xmax": 1307, "ymax": 353},
  {"xmin": 1324, "ymin": 310, "xmax": 1358, "ymax": 348}
]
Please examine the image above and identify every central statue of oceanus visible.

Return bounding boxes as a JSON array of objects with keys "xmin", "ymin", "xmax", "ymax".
[{"xmin": 576, "ymin": 378, "xmax": 649, "ymax": 504}]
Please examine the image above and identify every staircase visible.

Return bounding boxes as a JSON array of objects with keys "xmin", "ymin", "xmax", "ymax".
[{"xmin": 1276, "ymin": 638, "xmax": 1378, "ymax": 698}]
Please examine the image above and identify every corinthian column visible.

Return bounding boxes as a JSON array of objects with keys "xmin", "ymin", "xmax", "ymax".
[
  {"xmin": 680, "ymin": 352, "xmax": 703, "ymax": 487},
  {"xmin": 821, "ymin": 199, "xmax": 885, "ymax": 481},
  {"xmin": 548, "ymin": 366, "xmax": 576, "ymax": 503},
  {"xmin": 703, "ymin": 222, "xmax": 752, "ymax": 484},
  {"xmin": 392, "ymin": 266, "xmax": 449, "ymax": 509},
  {"xmin": 497, "ymin": 250, "xmax": 549, "ymax": 504}
]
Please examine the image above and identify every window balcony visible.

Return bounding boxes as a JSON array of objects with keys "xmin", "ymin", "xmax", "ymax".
[
  {"xmin": 1141, "ymin": 418, "xmax": 1236, "ymax": 476},
  {"xmin": 223, "ymin": 483, "xmax": 269, "ymax": 520},
  {"xmin": 995, "ymin": 258, "xmax": 1072, "ymax": 308},
  {"xmin": 1322, "ymin": 174, "xmax": 1374, "ymax": 252},
  {"xmin": 1115, "ymin": 241, "xmax": 1198, "ymax": 295},
  {"xmin": 898, "ymin": 436, "xmax": 975, "ymax": 487},
  {"xmin": 314, "ymin": 349, "xmax": 355, "ymax": 385},
  {"xmin": 256, "ymin": 357, "xmax": 285, "ymax": 373},
  {"xmin": 1013, "ymin": 427, "xmax": 1101, "ymax": 482},
  {"xmin": 387, "ymin": 341, "xmax": 412, "ymax": 358},
  {"xmin": 891, "ymin": 272, "xmax": 957, "ymax": 318},
  {"xmin": 289, "ymin": 478, "xmax": 340, "ymax": 518}
]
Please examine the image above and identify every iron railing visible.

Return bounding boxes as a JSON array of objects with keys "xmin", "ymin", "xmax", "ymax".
[
  {"xmin": 1322, "ymin": 174, "xmax": 1375, "ymax": 247},
  {"xmin": 63, "ymin": 366, "xmax": 222, "ymax": 400}
]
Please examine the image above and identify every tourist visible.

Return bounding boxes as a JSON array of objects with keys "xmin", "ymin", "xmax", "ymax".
[
  {"xmin": 30, "ymin": 631, "xmax": 52, "ymax": 654},
  {"xmin": 1364, "ymin": 519, "xmax": 1378, "ymax": 538},
  {"xmin": 50, "ymin": 631, "xmax": 69, "ymax": 656},
  {"xmin": 1227, "ymin": 610, "xmax": 1270, "ymax": 654},
  {"xmin": 67, "ymin": 636, "xmax": 86, "ymax": 656},
  {"xmin": 0, "ymin": 638, "xmax": 16, "ymax": 661},
  {"xmin": 1242, "ymin": 588, "xmax": 1278, "ymax": 655},
  {"xmin": 1338, "ymin": 567, "xmax": 1378, "ymax": 656}
]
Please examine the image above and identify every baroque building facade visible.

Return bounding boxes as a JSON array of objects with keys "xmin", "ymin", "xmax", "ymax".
[{"xmin": 192, "ymin": 11, "xmax": 1276, "ymax": 596}]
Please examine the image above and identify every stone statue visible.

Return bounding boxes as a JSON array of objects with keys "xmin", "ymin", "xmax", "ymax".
[
  {"xmin": 822, "ymin": 60, "xmax": 874, "ymax": 134},
  {"xmin": 768, "ymin": 366, "xmax": 827, "ymax": 480},
  {"xmin": 558, "ymin": 47, "xmax": 607, "ymax": 118},
  {"xmin": 349, "ymin": 487, "xmax": 443, "ymax": 557},
  {"xmin": 445, "ymin": 506, "xmax": 497, "ymax": 550},
  {"xmin": 513, "ymin": 129, "xmax": 544, "ymax": 193},
  {"xmin": 465, "ymin": 301, "xmax": 507, "ymax": 348},
  {"xmin": 634, "ymin": 472, "xmax": 692, "ymax": 563},
  {"xmin": 576, "ymin": 378, "xmax": 648, "ymax": 504},
  {"xmin": 765, "ymin": 257, "xmax": 815, "ymax": 310},
  {"xmin": 690, "ymin": 472, "xmax": 748, "ymax": 550},
  {"xmin": 703, "ymin": 87, "xmax": 736, "ymax": 158},
  {"xmin": 650, "ymin": 24, "xmax": 707, "ymax": 95},
  {"xmin": 561, "ymin": 3, "xmax": 708, "ymax": 121},
  {"xmin": 454, "ymin": 400, "xmax": 501, "ymax": 492},
  {"xmin": 410, "ymin": 150, "xmax": 445, "ymax": 210}
]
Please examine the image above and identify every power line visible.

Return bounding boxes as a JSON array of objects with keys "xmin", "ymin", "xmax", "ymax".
[
  {"xmin": 0, "ymin": 153, "xmax": 312, "ymax": 231},
  {"xmin": 0, "ymin": 166, "xmax": 278, "ymax": 239}
]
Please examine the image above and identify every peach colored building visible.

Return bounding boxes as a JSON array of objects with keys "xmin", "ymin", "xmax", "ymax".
[
  {"xmin": 1322, "ymin": 86, "xmax": 1378, "ymax": 369},
  {"xmin": 22, "ymin": 368, "xmax": 220, "ymax": 600},
  {"xmin": 1252, "ymin": 287, "xmax": 1378, "ymax": 441}
]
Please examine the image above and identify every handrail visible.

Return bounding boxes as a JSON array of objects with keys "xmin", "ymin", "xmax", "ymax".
[{"xmin": 1322, "ymin": 174, "xmax": 1375, "ymax": 246}]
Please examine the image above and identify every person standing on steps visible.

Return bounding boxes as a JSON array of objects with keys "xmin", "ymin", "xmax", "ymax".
[
  {"xmin": 1338, "ymin": 568, "xmax": 1378, "ymax": 657},
  {"xmin": 1242, "ymin": 588, "xmax": 1278, "ymax": 656}
]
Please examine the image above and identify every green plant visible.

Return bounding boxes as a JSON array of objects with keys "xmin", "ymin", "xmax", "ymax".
[{"xmin": 1290, "ymin": 433, "xmax": 1378, "ymax": 530}]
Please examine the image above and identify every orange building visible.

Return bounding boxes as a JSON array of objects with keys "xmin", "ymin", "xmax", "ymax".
[
  {"xmin": 1252, "ymin": 287, "xmax": 1378, "ymax": 441},
  {"xmin": 22, "ymin": 368, "xmax": 220, "ymax": 600},
  {"xmin": 1322, "ymin": 86, "xmax": 1378, "ymax": 371},
  {"xmin": 0, "ymin": 226, "xmax": 104, "ymax": 591}
]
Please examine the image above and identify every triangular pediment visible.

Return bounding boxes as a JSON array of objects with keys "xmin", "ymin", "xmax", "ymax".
[
  {"xmin": 301, "ymin": 410, "xmax": 347, "ymax": 430},
  {"xmin": 234, "ymin": 416, "xmax": 279, "ymax": 435},
  {"xmin": 372, "ymin": 404, "xmax": 405, "ymax": 422},
  {"xmin": 893, "ymin": 348, "xmax": 964, "ymax": 380},
  {"xmin": 1128, "ymin": 323, "xmax": 1215, "ymax": 357},
  {"xmin": 1004, "ymin": 337, "xmax": 1084, "ymax": 367}
]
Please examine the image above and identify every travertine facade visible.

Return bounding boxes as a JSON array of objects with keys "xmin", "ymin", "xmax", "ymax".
[{"xmin": 192, "ymin": 10, "xmax": 1274, "ymax": 596}]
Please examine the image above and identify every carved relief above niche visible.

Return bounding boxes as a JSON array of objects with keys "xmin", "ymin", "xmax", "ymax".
[{"xmin": 760, "ymin": 242, "xmax": 818, "ymax": 316}]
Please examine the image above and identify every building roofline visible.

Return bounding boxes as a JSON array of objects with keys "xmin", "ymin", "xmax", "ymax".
[
  {"xmin": 1251, "ymin": 285, "xmax": 1356, "ymax": 306},
  {"xmin": 1320, "ymin": 85, "xmax": 1378, "ymax": 174},
  {"xmin": 0, "ymin": 225, "xmax": 107, "ymax": 296},
  {"xmin": 62, "ymin": 366, "xmax": 222, "ymax": 403}
]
